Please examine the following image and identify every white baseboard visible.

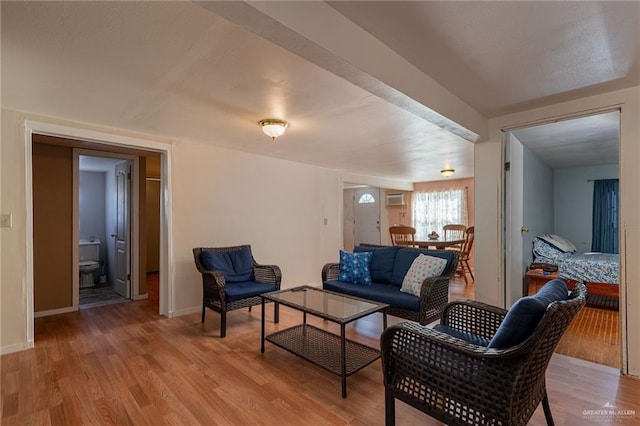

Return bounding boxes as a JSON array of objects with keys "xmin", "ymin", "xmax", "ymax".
[
  {"xmin": 1, "ymin": 341, "xmax": 34, "ymax": 355},
  {"xmin": 169, "ymin": 305, "xmax": 201, "ymax": 318},
  {"xmin": 133, "ymin": 293, "xmax": 148, "ymax": 301},
  {"xmin": 34, "ymin": 306, "xmax": 77, "ymax": 318}
]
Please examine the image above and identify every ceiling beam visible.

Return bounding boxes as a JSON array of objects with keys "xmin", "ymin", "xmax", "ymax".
[{"xmin": 198, "ymin": 1, "xmax": 487, "ymax": 142}]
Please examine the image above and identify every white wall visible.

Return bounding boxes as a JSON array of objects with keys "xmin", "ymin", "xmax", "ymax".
[
  {"xmin": 170, "ymin": 138, "xmax": 344, "ymax": 314},
  {"xmin": 476, "ymin": 86, "xmax": 640, "ymax": 377},
  {"xmin": 554, "ymin": 165, "xmax": 619, "ymax": 253},
  {"xmin": 79, "ymin": 171, "xmax": 107, "ymax": 275},
  {"xmin": 0, "ymin": 108, "xmax": 359, "ymax": 351},
  {"xmin": 523, "ymin": 145, "xmax": 554, "ymax": 265}
]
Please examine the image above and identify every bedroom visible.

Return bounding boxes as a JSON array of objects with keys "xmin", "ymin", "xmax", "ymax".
[{"xmin": 505, "ymin": 110, "xmax": 620, "ymax": 368}]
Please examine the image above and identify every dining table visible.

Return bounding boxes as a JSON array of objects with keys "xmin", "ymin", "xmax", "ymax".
[{"xmin": 413, "ymin": 236, "xmax": 465, "ymax": 249}]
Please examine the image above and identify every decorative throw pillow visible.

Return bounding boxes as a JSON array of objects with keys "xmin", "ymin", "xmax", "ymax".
[
  {"xmin": 339, "ymin": 250, "xmax": 373, "ymax": 285},
  {"xmin": 400, "ymin": 254, "xmax": 448, "ymax": 297}
]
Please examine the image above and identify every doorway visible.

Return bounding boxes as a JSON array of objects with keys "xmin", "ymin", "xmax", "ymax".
[
  {"xmin": 503, "ymin": 110, "xmax": 621, "ymax": 368},
  {"xmin": 343, "ymin": 185, "xmax": 383, "ymax": 250},
  {"xmin": 25, "ymin": 120, "xmax": 171, "ymax": 348},
  {"xmin": 77, "ymin": 154, "xmax": 134, "ymax": 308}
]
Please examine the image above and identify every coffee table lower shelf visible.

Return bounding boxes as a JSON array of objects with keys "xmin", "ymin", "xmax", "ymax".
[{"xmin": 265, "ymin": 324, "xmax": 381, "ymax": 376}]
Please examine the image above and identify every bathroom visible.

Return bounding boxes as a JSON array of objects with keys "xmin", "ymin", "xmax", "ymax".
[
  {"xmin": 78, "ymin": 155, "xmax": 128, "ymax": 307},
  {"xmin": 78, "ymin": 153, "xmax": 162, "ymax": 308}
]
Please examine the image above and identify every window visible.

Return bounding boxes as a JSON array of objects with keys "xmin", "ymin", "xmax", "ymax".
[
  {"xmin": 412, "ymin": 188, "xmax": 468, "ymax": 235},
  {"xmin": 592, "ymin": 179, "xmax": 619, "ymax": 253},
  {"xmin": 358, "ymin": 193, "xmax": 375, "ymax": 204}
]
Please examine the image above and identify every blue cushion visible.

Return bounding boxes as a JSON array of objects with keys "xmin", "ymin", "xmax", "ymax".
[
  {"xmin": 354, "ymin": 245, "xmax": 398, "ymax": 283},
  {"xmin": 339, "ymin": 250, "xmax": 373, "ymax": 285},
  {"xmin": 391, "ymin": 248, "xmax": 455, "ymax": 286},
  {"xmin": 225, "ymin": 281, "xmax": 276, "ymax": 302},
  {"xmin": 323, "ymin": 280, "xmax": 419, "ymax": 311},
  {"xmin": 200, "ymin": 248, "xmax": 254, "ymax": 283},
  {"xmin": 488, "ymin": 279, "xmax": 568, "ymax": 348},
  {"xmin": 433, "ymin": 324, "xmax": 490, "ymax": 346}
]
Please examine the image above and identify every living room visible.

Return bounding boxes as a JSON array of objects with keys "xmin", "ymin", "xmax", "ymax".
[{"xmin": 2, "ymin": 2, "xmax": 640, "ymax": 424}]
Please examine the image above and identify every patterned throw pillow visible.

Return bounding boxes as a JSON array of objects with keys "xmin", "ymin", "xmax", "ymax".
[
  {"xmin": 400, "ymin": 254, "xmax": 448, "ymax": 297},
  {"xmin": 339, "ymin": 250, "xmax": 373, "ymax": 285}
]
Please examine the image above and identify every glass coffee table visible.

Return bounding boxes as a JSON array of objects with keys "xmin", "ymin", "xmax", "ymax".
[{"xmin": 260, "ymin": 286, "xmax": 389, "ymax": 398}]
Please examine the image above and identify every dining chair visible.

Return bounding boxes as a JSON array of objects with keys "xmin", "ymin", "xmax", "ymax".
[
  {"xmin": 443, "ymin": 224, "xmax": 466, "ymax": 241},
  {"xmin": 457, "ymin": 226, "xmax": 475, "ymax": 284},
  {"xmin": 389, "ymin": 225, "xmax": 417, "ymax": 247}
]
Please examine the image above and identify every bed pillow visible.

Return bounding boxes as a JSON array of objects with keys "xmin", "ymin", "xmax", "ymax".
[
  {"xmin": 339, "ymin": 250, "xmax": 373, "ymax": 285},
  {"xmin": 400, "ymin": 254, "xmax": 448, "ymax": 297},
  {"xmin": 532, "ymin": 238, "xmax": 568, "ymax": 262},
  {"xmin": 538, "ymin": 234, "xmax": 577, "ymax": 253}
]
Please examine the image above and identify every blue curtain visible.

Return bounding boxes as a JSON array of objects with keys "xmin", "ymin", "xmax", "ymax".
[{"xmin": 591, "ymin": 179, "xmax": 619, "ymax": 253}]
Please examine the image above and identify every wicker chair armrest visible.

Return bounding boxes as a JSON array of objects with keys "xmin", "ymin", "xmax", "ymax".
[
  {"xmin": 200, "ymin": 270, "xmax": 227, "ymax": 303},
  {"xmin": 254, "ymin": 264, "xmax": 282, "ymax": 288},
  {"xmin": 322, "ymin": 263, "xmax": 340, "ymax": 281},
  {"xmin": 440, "ymin": 299, "xmax": 507, "ymax": 339},
  {"xmin": 382, "ymin": 322, "xmax": 513, "ymax": 361},
  {"xmin": 417, "ymin": 275, "xmax": 451, "ymax": 325}
]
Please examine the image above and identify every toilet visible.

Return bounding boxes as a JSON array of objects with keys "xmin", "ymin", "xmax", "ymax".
[{"xmin": 79, "ymin": 240, "xmax": 101, "ymax": 288}]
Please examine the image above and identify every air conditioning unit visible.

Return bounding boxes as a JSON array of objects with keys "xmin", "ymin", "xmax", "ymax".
[{"xmin": 386, "ymin": 193, "xmax": 405, "ymax": 206}]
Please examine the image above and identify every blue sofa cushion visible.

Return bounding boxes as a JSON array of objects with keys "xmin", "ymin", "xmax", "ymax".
[
  {"xmin": 339, "ymin": 250, "xmax": 373, "ymax": 285},
  {"xmin": 488, "ymin": 278, "xmax": 568, "ymax": 348},
  {"xmin": 323, "ymin": 280, "xmax": 419, "ymax": 311},
  {"xmin": 391, "ymin": 248, "xmax": 455, "ymax": 286},
  {"xmin": 200, "ymin": 248, "xmax": 254, "ymax": 283},
  {"xmin": 354, "ymin": 245, "xmax": 398, "ymax": 283},
  {"xmin": 433, "ymin": 324, "xmax": 491, "ymax": 346},
  {"xmin": 225, "ymin": 281, "xmax": 276, "ymax": 302}
]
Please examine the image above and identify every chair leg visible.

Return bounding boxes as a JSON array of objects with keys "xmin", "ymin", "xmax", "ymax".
[
  {"xmin": 466, "ymin": 260, "xmax": 475, "ymax": 281},
  {"xmin": 201, "ymin": 304, "xmax": 206, "ymax": 323},
  {"xmin": 220, "ymin": 311, "xmax": 227, "ymax": 338},
  {"xmin": 542, "ymin": 392, "xmax": 555, "ymax": 426},
  {"xmin": 385, "ymin": 389, "xmax": 396, "ymax": 426},
  {"xmin": 248, "ymin": 306, "xmax": 252, "ymax": 312},
  {"xmin": 274, "ymin": 302, "xmax": 280, "ymax": 324}
]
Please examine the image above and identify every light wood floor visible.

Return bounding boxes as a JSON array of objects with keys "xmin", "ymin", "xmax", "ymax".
[{"xmin": 2, "ymin": 275, "xmax": 638, "ymax": 425}]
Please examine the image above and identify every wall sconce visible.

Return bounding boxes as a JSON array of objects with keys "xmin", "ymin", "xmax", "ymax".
[
  {"xmin": 259, "ymin": 119, "xmax": 288, "ymax": 141},
  {"xmin": 441, "ymin": 168, "xmax": 455, "ymax": 178}
]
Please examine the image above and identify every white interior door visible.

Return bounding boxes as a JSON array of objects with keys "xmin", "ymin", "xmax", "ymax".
[
  {"xmin": 504, "ymin": 133, "xmax": 525, "ymax": 306},
  {"xmin": 114, "ymin": 161, "xmax": 132, "ymax": 299},
  {"xmin": 354, "ymin": 187, "xmax": 381, "ymax": 245}
]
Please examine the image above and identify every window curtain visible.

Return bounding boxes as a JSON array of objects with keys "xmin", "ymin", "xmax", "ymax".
[
  {"xmin": 412, "ymin": 187, "xmax": 468, "ymax": 237},
  {"xmin": 591, "ymin": 179, "xmax": 619, "ymax": 254}
]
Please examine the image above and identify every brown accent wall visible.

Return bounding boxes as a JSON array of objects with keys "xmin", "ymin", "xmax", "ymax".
[
  {"xmin": 137, "ymin": 158, "xmax": 148, "ymax": 295},
  {"xmin": 145, "ymin": 155, "xmax": 161, "ymax": 273},
  {"xmin": 32, "ymin": 143, "xmax": 73, "ymax": 311}
]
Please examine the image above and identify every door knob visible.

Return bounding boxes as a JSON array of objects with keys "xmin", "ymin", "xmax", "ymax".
[
  {"xmin": 111, "ymin": 233, "xmax": 117, "ymax": 238},
  {"xmin": 521, "ymin": 227, "xmax": 530, "ymax": 233}
]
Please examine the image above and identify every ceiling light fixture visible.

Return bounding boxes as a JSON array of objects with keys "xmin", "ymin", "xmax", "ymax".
[
  {"xmin": 441, "ymin": 168, "xmax": 455, "ymax": 178},
  {"xmin": 259, "ymin": 119, "xmax": 288, "ymax": 141}
]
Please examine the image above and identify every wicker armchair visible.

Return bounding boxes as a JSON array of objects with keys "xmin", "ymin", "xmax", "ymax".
[
  {"xmin": 381, "ymin": 282, "xmax": 587, "ymax": 426},
  {"xmin": 193, "ymin": 245, "xmax": 281, "ymax": 337}
]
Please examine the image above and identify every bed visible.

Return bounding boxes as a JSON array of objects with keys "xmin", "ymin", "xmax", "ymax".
[{"xmin": 532, "ymin": 235, "xmax": 619, "ymax": 298}]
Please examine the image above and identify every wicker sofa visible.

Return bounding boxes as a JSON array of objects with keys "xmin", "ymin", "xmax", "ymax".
[{"xmin": 322, "ymin": 245, "xmax": 459, "ymax": 325}]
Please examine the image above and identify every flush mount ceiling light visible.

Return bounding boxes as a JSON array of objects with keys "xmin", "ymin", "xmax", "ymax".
[
  {"xmin": 441, "ymin": 168, "xmax": 455, "ymax": 178},
  {"xmin": 259, "ymin": 119, "xmax": 288, "ymax": 141}
]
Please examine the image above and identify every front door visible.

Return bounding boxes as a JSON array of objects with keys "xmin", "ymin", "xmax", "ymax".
[
  {"xmin": 353, "ymin": 187, "xmax": 381, "ymax": 245},
  {"xmin": 114, "ymin": 161, "xmax": 132, "ymax": 298}
]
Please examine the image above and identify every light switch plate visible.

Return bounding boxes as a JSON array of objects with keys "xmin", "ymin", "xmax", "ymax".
[{"xmin": 0, "ymin": 214, "xmax": 12, "ymax": 228}]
